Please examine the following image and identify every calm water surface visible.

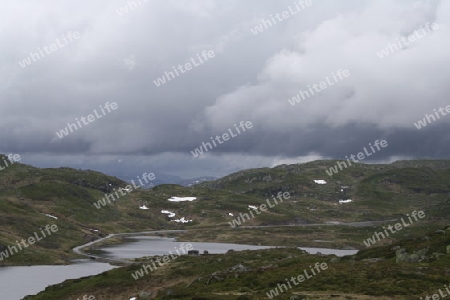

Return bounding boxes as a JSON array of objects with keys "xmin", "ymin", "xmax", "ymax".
[
  {"xmin": 0, "ymin": 260, "xmax": 115, "ymax": 300},
  {"xmin": 99, "ymin": 236, "xmax": 357, "ymax": 258},
  {"xmin": 99, "ymin": 236, "xmax": 274, "ymax": 258}
]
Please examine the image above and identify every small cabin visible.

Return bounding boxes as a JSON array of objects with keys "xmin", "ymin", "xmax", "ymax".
[{"xmin": 188, "ymin": 250, "xmax": 199, "ymax": 256}]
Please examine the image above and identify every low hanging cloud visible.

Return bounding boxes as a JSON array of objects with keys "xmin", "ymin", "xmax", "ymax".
[{"xmin": 202, "ymin": 0, "xmax": 449, "ymax": 131}]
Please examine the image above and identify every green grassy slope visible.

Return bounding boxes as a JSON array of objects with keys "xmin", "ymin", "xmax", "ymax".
[{"xmin": 1, "ymin": 156, "xmax": 450, "ymax": 265}]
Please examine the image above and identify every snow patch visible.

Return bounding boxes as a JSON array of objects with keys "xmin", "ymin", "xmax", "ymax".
[
  {"xmin": 171, "ymin": 217, "xmax": 192, "ymax": 223},
  {"xmin": 168, "ymin": 196, "xmax": 197, "ymax": 202},
  {"xmin": 248, "ymin": 205, "xmax": 258, "ymax": 210},
  {"xmin": 314, "ymin": 180, "xmax": 327, "ymax": 184},
  {"xmin": 228, "ymin": 213, "xmax": 234, "ymax": 217},
  {"xmin": 45, "ymin": 214, "xmax": 58, "ymax": 220},
  {"xmin": 161, "ymin": 210, "xmax": 176, "ymax": 218},
  {"xmin": 139, "ymin": 205, "xmax": 149, "ymax": 210},
  {"xmin": 339, "ymin": 199, "xmax": 353, "ymax": 204}
]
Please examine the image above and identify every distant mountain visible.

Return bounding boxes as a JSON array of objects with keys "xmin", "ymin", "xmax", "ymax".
[
  {"xmin": 109, "ymin": 171, "xmax": 217, "ymax": 187},
  {"xmin": 178, "ymin": 176, "xmax": 218, "ymax": 187}
]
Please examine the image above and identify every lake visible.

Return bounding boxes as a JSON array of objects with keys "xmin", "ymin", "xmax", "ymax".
[
  {"xmin": 3, "ymin": 235, "xmax": 358, "ymax": 299},
  {"xmin": 0, "ymin": 260, "xmax": 115, "ymax": 300}
]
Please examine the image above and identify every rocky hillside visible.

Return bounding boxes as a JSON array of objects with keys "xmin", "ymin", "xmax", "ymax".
[{"xmin": 1, "ymin": 155, "xmax": 450, "ymax": 265}]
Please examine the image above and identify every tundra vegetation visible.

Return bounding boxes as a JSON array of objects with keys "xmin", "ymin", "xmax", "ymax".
[{"xmin": 1, "ymin": 155, "xmax": 449, "ymax": 298}]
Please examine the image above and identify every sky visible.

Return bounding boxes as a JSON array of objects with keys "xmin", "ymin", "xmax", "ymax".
[{"xmin": 1, "ymin": 0, "xmax": 449, "ymax": 179}]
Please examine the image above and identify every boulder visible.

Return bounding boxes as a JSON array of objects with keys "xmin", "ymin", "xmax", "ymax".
[
  {"xmin": 396, "ymin": 248, "xmax": 430, "ymax": 263},
  {"xmin": 409, "ymin": 253, "xmax": 419, "ymax": 263},
  {"xmin": 229, "ymin": 263, "xmax": 250, "ymax": 273},
  {"xmin": 138, "ymin": 291, "xmax": 151, "ymax": 299}
]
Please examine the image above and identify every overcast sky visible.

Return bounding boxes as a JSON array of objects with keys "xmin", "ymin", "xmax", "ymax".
[{"xmin": 1, "ymin": 0, "xmax": 449, "ymax": 178}]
